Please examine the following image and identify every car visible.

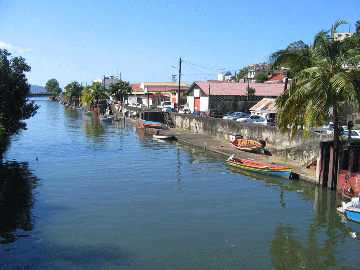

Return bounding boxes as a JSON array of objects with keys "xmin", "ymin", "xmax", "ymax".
[
  {"xmin": 253, "ymin": 117, "xmax": 276, "ymax": 126},
  {"xmin": 179, "ymin": 108, "xmax": 191, "ymax": 114},
  {"xmin": 162, "ymin": 106, "xmax": 173, "ymax": 112},
  {"xmin": 192, "ymin": 111, "xmax": 201, "ymax": 116},
  {"xmin": 236, "ymin": 115, "xmax": 262, "ymax": 123},
  {"xmin": 201, "ymin": 109, "xmax": 220, "ymax": 117},
  {"xmin": 342, "ymin": 130, "xmax": 360, "ymax": 139},
  {"xmin": 223, "ymin": 112, "xmax": 247, "ymax": 120}
]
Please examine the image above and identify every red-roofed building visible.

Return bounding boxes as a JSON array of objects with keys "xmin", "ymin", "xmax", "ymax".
[{"xmin": 186, "ymin": 81, "xmax": 286, "ymax": 113}]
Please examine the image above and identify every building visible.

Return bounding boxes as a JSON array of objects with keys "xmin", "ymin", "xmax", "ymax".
[
  {"xmin": 246, "ymin": 63, "xmax": 269, "ymax": 83},
  {"xmin": 218, "ymin": 71, "xmax": 233, "ymax": 82},
  {"xmin": 93, "ymin": 76, "xmax": 120, "ymax": 89},
  {"xmin": 249, "ymin": 98, "xmax": 277, "ymax": 119},
  {"xmin": 334, "ymin": 32, "xmax": 352, "ymax": 41},
  {"xmin": 185, "ymin": 81, "xmax": 286, "ymax": 113}
]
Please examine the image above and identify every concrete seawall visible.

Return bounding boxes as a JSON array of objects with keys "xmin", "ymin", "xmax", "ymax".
[{"xmin": 170, "ymin": 113, "xmax": 331, "ymax": 167}]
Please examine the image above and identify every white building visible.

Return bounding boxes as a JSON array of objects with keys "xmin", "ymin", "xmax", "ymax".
[{"xmin": 93, "ymin": 76, "xmax": 120, "ymax": 89}]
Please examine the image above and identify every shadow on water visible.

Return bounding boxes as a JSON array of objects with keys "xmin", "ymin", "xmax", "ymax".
[{"xmin": 0, "ymin": 161, "xmax": 40, "ymax": 244}]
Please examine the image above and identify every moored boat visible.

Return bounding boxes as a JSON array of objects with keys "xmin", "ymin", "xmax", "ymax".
[
  {"xmin": 138, "ymin": 119, "xmax": 166, "ymax": 129},
  {"xmin": 99, "ymin": 115, "xmax": 114, "ymax": 122},
  {"xmin": 153, "ymin": 130, "xmax": 176, "ymax": 140},
  {"xmin": 231, "ymin": 139, "xmax": 266, "ymax": 152},
  {"xmin": 84, "ymin": 111, "xmax": 94, "ymax": 116},
  {"xmin": 227, "ymin": 154, "xmax": 292, "ymax": 178},
  {"xmin": 337, "ymin": 197, "xmax": 360, "ymax": 223}
]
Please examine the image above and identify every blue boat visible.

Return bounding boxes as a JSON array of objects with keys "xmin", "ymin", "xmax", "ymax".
[
  {"xmin": 227, "ymin": 154, "xmax": 292, "ymax": 178},
  {"xmin": 338, "ymin": 197, "xmax": 360, "ymax": 224},
  {"xmin": 346, "ymin": 207, "xmax": 360, "ymax": 223}
]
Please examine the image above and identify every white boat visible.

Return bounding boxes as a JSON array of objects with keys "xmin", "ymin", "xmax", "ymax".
[
  {"xmin": 337, "ymin": 197, "xmax": 360, "ymax": 224},
  {"xmin": 153, "ymin": 130, "xmax": 176, "ymax": 140}
]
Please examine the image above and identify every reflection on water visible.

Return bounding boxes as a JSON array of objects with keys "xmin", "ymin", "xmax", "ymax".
[
  {"xmin": 0, "ymin": 162, "xmax": 40, "ymax": 244},
  {"xmin": 1, "ymin": 98, "xmax": 360, "ymax": 269}
]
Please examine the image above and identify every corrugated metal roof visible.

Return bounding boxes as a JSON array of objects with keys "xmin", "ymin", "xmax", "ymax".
[
  {"xmin": 188, "ymin": 81, "xmax": 286, "ymax": 96},
  {"xmin": 249, "ymin": 98, "xmax": 278, "ymax": 112}
]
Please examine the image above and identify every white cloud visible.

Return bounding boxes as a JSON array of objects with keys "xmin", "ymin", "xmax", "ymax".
[{"xmin": 0, "ymin": 41, "xmax": 32, "ymax": 53}]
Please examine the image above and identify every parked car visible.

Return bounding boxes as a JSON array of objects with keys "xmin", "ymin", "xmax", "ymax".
[
  {"xmin": 253, "ymin": 117, "xmax": 276, "ymax": 126},
  {"xmin": 342, "ymin": 130, "xmax": 360, "ymax": 139},
  {"xmin": 192, "ymin": 111, "xmax": 201, "ymax": 116},
  {"xmin": 223, "ymin": 112, "xmax": 247, "ymax": 120},
  {"xmin": 179, "ymin": 108, "xmax": 191, "ymax": 114},
  {"xmin": 236, "ymin": 115, "xmax": 262, "ymax": 123}
]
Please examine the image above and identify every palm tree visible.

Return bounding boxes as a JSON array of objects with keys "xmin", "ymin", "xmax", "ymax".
[{"xmin": 270, "ymin": 19, "xmax": 360, "ymax": 187}]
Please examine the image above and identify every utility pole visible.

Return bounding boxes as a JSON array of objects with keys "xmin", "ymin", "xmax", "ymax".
[
  {"xmin": 178, "ymin": 58, "xmax": 182, "ymax": 111},
  {"xmin": 208, "ymin": 84, "xmax": 211, "ymax": 110}
]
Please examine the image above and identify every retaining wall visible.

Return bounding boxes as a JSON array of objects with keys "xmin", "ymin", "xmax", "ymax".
[{"xmin": 171, "ymin": 113, "xmax": 332, "ymax": 166}]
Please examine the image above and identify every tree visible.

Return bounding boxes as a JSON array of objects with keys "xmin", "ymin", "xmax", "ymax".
[
  {"xmin": 45, "ymin": 78, "xmax": 62, "ymax": 98},
  {"xmin": 107, "ymin": 80, "xmax": 132, "ymax": 102},
  {"xmin": 270, "ymin": 19, "xmax": 360, "ymax": 187},
  {"xmin": 255, "ymin": 72, "xmax": 268, "ymax": 83},
  {"xmin": 80, "ymin": 82, "xmax": 107, "ymax": 107},
  {"xmin": 0, "ymin": 49, "xmax": 39, "ymax": 160},
  {"xmin": 235, "ymin": 66, "xmax": 249, "ymax": 82},
  {"xmin": 63, "ymin": 81, "xmax": 83, "ymax": 106}
]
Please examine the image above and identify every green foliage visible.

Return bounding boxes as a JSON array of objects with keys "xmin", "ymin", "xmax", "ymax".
[
  {"xmin": 236, "ymin": 66, "xmax": 249, "ymax": 82},
  {"xmin": 107, "ymin": 80, "xmax": 132, "ymax": 102},
  {"xmin": 272, "ymin": 19, "xmax": 360, "ymax": 147},
  {"xmin": 247, "ymin": 86, "xmax": 256, "ymax": 97},
  {"xmin": 81, "ymin": 82, "xmax": 107, "ymax": 106},
  {"xmin": 45, "ymin": 78, "xmax": 62, "ymax": 97},
  {"xmin": 0, "ymin": 49, "xmax": 39, "ymax": 159},
  {"xmin": 63, "ymin": 81, "xmax": 83, "ymax": 104},
  {"xmin": 255, "ymin": 72, "xmax": 268, "ymax": 83}
]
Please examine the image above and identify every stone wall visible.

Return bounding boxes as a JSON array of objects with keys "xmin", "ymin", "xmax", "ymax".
[{"xmin": 171, "ymin": 113, "xmax": 332, "ymax": 166}]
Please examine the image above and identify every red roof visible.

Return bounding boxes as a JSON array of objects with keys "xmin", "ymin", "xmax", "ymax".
[
  {"xmin": 189, "ymin": 81, "xmax": 286, "ymax": 96},
  {"xmin": 267, "ymin": 74, "xmax": 285, "ymax": 82}
]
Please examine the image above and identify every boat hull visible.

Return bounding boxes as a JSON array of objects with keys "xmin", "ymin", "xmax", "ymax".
[
  {"xmin": 153, "ymin": 134, "xmax": 176, "ymax": 140},
  {"xmin": 100, "ymin": 117, "xmax": 114, "ymax": 122},
  {"xmin": 231, "ymin": 139, "xmax": 265, "ymax": 151},
  {"xmin": 227, "ymin": 156, "xmax": 292, "ymax": 178},
  {"xmin": 346, "ymin": 207, "xmax": 360, "ymax": 223},
  {"xmin": 138, "ymin": 119, "xmax": 164, "ymax": 129}
]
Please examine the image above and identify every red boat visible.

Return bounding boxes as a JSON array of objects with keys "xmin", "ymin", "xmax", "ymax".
[
  {"xmin": 231, "ymin": 139, "xmax": 266, "ymax": 151},
  {"xmin": 138, "ymin": 119, "xmax": 165, "ymax": 129}
]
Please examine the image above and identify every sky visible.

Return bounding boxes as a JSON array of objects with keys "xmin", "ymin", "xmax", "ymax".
[{"xmin": 0, "ymin": 0, "xmax": 359, "ymax": 88}]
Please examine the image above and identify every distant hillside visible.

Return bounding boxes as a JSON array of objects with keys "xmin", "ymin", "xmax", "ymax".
[{"xmin": 30, "ymin": 85, "xmax": 46, "ymax": 93}]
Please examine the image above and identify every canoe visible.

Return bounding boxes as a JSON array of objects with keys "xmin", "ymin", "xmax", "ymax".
[
  {"xmin": 231, "ymin": 139, "xmax": 266, "ymax": 151},
  {"xmin": 227, "ymin": 154, "xmax": 292, "ymax": 178},
  {"xmin": 84, "ymin": 111, "xmax": 94, "ymax": 115},
  {"xmin": 138, "ymin": 119, "xmax": 166, "ymax": 129}
]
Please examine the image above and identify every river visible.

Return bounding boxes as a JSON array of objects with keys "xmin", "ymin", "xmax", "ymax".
[{"xmin": 1, "ymin": 97, "xmax": 359, "ymax": 269}]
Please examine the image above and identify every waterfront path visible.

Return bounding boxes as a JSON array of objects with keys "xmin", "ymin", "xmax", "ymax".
[{"xmin": 124, "ymin": 117, "xmax": 317, "ymax": 183}]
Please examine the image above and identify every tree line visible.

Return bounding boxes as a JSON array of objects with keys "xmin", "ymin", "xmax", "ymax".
[{"xmin": 45, "ymin": 78, "xmax": 132, "ymax": 108}]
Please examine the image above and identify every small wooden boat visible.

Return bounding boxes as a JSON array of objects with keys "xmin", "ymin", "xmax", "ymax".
[
  {"xmin": 138, "ymin": 119, "xmax": 166, "ymax": 129},
  {"xmin": 231, "ymin": 139, "xmax": 266, "ymax": 151},
  {"xmin": 153, "ymin": 130, "xmax": 176, "ymax": 140},
  {"xmin": 84, "ymin": 111, "xmax": 94, "ymax": 116},
  {"xmin": 227, "ymin": 154, "xmax": 292, "ymax": 178},
  {"xmin": 99, "ymin": 115, "xmax": 114, "ymax": 122}
]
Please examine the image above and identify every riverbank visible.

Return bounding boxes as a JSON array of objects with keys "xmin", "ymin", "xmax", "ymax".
[{"xmin": 123, "ymin": 116, "xmax": 316, "ymax": 183}]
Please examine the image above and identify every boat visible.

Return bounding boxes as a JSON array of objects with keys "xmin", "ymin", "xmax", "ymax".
[
  {"xmin": 231, "ymin": 139, "xmax": 266, "ymax": 152},
  {"xmin": 99, "ymin": 115, "xmax": 114, "ymax": 122},
  {"xmin": 153, "ymin": 130, "xmax": 176, "ymax": 140},
  {"xmin": 337, "ymin": 197, "xmax": 360, "ymax": 223},
  {"xmin": 84, "ymin": 111, "xmax": 94, "ymax": 116},
  {"xmin": 227, "ymin": 154, "xmax": 292, "ymax": 178},
  {"xmin": 138, "ymin": 119, "xmax": 167, "ymax": 129}
]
